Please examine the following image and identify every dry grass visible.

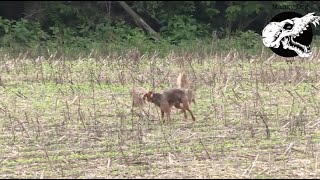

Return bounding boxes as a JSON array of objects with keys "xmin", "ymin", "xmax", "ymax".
[{"xmin": 1, "ymin": 48, "xmax": 320, "ymax": 178}]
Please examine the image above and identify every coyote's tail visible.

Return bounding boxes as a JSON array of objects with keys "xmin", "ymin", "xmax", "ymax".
[
  {"xmin": 177, "ymin": 72, "xmax": 197, "ymax": 105},
  {"xmin": 176, "ymin": 72, "xmax": 189, "ymax": 89}
]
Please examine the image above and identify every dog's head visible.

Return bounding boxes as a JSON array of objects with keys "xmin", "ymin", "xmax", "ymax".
[{"xmin": 142, "ymin": 91, "xmax": 154, "ymax": 102}]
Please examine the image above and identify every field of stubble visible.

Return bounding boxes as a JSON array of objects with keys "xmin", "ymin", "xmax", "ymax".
[{"xmin": 1, "ymin": 49, "xmax": 320, "ymax": 178}]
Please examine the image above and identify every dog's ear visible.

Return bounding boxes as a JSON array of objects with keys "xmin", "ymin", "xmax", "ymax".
[
  {"xmin": 145, "ymin": 91, "xmax": 154, "ymax": 98},
  {"xmin": 142, "ymin": 93, "xmax": 148, "ymax": 99},
  {"xmin": 142, "ymin": 91, "xmax": 152, "ymax": 99}
]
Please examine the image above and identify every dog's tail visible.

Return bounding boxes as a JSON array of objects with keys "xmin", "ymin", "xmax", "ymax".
[{"xmin": 177, "ymin": 72, "xmax": 189, "ymax": 89}]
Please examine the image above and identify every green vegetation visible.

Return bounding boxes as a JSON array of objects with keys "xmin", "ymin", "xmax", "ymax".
[{"xmin": 0, "ymin": 1, "xmax": 320, "ymax": 57}]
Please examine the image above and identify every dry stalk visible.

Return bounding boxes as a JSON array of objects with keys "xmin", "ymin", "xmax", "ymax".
[
  {"xmin": 117, "ymin": 129, "xmax": 129, "ymax": 165},
  {"xmin": 198, "ymin": 138, "xmax": 212, "ymax": 160},
  {"xmin": 8, "ymin": 113, "xmax": 16, "ymax": 143},
  {"xmin": 77, "ymin": 97, "xmax": 86, "ymax": 129},
  {"xmin": 283, "ymin": 142, "xmax": 294, "ymax": 155},
  {"xmin": 247, "ymin": 154, "xmax": 260, "ymax": 176},
  {"xmin": 257, "ymin": 111, "xmax": 270, "ymax": 139}
]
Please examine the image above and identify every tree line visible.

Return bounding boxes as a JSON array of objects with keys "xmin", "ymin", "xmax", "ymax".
[
  {"xmin": 0, "ymin": 1, "xmax": 319, "ymax": 56},
  {"xmin": 1, "ymin": 1, "xmax": 319, "ymax": 36}
]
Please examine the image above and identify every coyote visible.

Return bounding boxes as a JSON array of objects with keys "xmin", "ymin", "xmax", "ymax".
[
  {"xmin": 130, "ymin": 86, "xmax": 148, "ymax": 108},
  {"xmin": 143, "ymin": 88, "xmax": 196, "ymax": 123}
]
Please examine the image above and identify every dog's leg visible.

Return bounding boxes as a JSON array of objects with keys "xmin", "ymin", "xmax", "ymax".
[
  {"xmin": 166, "ymin": 111, "xmax": 171, "ymax": 124},
  {"xmin": 182, "ymin": 98, "xmax": 196, "ymax": 121},
  {"xmin": 183, "ymin": 109, "xmax": 188, "ymax": 120},
  {"xmin": 176, "ymin": 103, "xmax": 187, "ymax": 120},
  {"xmin": 174, "ymin": 103, "xmax": 184, "ymax": 115},
  {"xmin": 187, "ymin": 109, "xmax": 196, "ymax": 121},
  {"xmin": 161, "ymin": 110, "xmax": 165, "ymax": 123},
  {"xmin": 131, "ymin": 94, "xmax": 135, "ymax": 112}
]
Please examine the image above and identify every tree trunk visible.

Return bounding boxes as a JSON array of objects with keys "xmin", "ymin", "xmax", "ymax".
[
  {"xmin": 117, "ymin": 1, "xmax": 161, "ymax": 41},
  {"xmin": 23, "ymin": 1, "xmax": 42, "ymax": 20},
  {"xmin": 226, "ymin": 19, "xmax": 232, "ymax": 37},
  {"xmin": 226, "ymin": 1, "xmax": 233, "ymax": 37},
  {"xmin": 238, "ymin": 15, "xmax": 260, "ymax": 32}
]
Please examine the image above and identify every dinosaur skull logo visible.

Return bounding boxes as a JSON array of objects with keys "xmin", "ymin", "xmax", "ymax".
[{"xmin": 262, "ymin": 12, "xmax": 320, "ymax": 58}]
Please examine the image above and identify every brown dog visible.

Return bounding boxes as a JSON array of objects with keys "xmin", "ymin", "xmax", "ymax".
[
  {"xmin": 130, "ymin": 86, "xmax": 148, "ymax": 108},
  {"xmin": 143, "ymin": 88, "xmax": 196, "ymax": 123},
  {"xmin": 176, "ymin": 72, "xmax": 196, "ymax": 105}
]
